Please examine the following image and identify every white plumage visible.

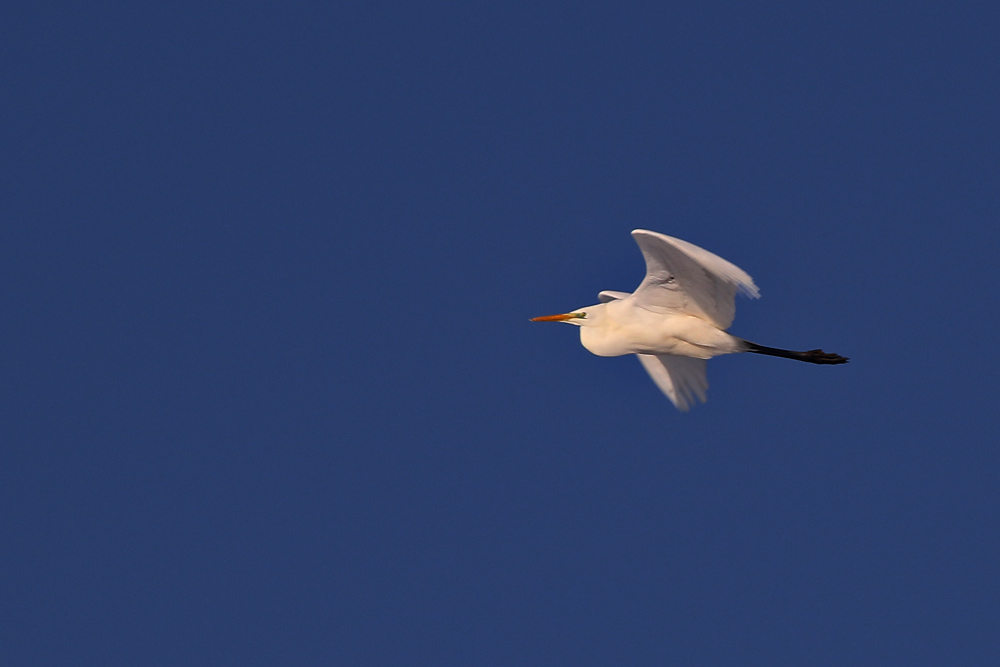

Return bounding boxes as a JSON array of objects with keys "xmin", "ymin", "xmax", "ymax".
[{"xmin": 532, "ymin": 230, "xmax": 847, "ymax": 411}]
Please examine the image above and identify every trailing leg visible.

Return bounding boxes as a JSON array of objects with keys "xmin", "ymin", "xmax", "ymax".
[{"xmin": 743, "ymin": 341, "xmax": 848, "ymax": 365}]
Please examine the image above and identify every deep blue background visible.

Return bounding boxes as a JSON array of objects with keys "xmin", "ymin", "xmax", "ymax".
[{"xmin": 4, "ymin": 2, "xmax": 999, "ymax": 664}]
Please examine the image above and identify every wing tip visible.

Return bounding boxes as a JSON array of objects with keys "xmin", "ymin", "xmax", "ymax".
[
  {"xmin": 632, "ymin": 229, "xmax": 761, "ymax": 298},
  {"xmin": 637, "ymin": 354, "xmax": 710, "ymax": 413}
]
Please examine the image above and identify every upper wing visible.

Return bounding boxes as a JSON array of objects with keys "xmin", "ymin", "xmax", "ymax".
[
  {"xmin": 598, "ymin": 290, "xmax": 631, "ymax": 302},
  {"xmin": 630, "ymin": 230, "xmax": 759, "ymax": 329},
  {"xmin": 636, "ymin": 353, "xmax": 708, "ymax": 412}
]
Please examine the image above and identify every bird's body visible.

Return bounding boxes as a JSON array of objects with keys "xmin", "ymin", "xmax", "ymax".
[
  {"xmin": 532, "ymin": 230, "xmax": 847, "ymax": 411},
  {"xmin": 578, "ymin": 305, "xmax": 742, "ymax": 359}
]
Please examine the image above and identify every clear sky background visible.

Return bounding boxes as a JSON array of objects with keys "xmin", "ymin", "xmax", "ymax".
[{"xmin": 4, "ymin": 2, "xmax": 1000, "ymax": 665}]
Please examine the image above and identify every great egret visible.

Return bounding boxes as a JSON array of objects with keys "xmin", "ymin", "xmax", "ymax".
[{"xmin": 531, "ymin": 230, "xmax": 848, "ymax": 411}]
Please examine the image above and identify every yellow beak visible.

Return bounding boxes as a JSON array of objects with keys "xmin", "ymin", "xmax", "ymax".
[{"xmin": 530, "ymin": 312, "xmax": 586, "ymax": 322}]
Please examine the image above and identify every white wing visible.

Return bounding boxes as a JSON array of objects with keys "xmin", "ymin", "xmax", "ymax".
[
  {"xmin": 598, "ymin": 290, "xmax": 631, "ymax": 302},
  {"xmin": 630, "ymin": 230, "xmax": 759, "ymax": 329},
  {"xmin": 636, "ymin": 354, "xmax": 709, "ymax": 412}
]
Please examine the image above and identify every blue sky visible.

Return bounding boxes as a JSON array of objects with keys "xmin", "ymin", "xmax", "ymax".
[{"xmin": 4, "ymin": 2, "xmax": 1000, "ymax": 664}]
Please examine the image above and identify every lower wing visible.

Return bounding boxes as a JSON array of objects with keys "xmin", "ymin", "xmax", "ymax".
[{"xmin": 636, "ymin": 354, "xmax": 708, "ymax": 412}]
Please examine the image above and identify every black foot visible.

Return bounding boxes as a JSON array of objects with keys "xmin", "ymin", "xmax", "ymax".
[{"xmin": 801, "ymin": 349, "xmax": 849, "ymax": 364}]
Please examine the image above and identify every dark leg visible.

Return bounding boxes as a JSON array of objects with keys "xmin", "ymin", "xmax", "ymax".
[{"xmin": 744, "ymin": 341, "xmax": 849, "ymax": 365}]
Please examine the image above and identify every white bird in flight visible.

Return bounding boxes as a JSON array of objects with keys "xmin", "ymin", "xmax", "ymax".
[{"xmin": 531, "ymin": 230, "xmax": 848, "ymax": 411}]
